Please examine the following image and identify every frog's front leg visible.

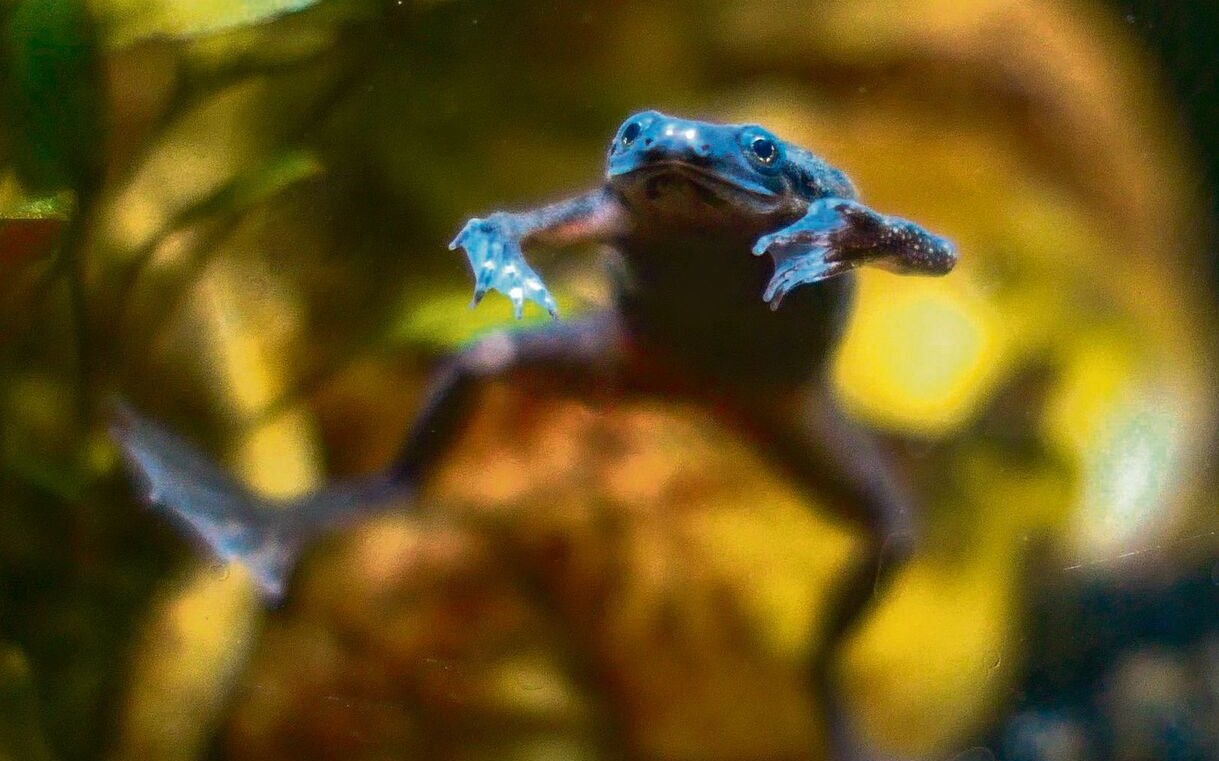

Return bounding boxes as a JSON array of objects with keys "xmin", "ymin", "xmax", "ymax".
[
  {"xmin": 752, "ymin": 198, "xmax": 956, "ymax": 309},
  {"xmin": 450, "ymin": 188, "xmax": 626, "ymax": 319}
]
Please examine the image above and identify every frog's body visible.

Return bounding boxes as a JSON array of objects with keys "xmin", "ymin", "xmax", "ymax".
[
  {"xmin": 606, "ymin": 114, "xmax": 853, "ymax": 383},
  {"xmin": 114, "ymin": 111, "xmax": 956, "ymax": 761}
]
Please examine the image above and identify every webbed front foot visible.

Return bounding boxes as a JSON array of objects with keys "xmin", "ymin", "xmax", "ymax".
[
  {"xmin": 450, "ymin": 213, "xmax": 559, "ymax": 319},
  {"xmin": 752, "ymin": 198, "xmax": 955, "ymax": 309}
]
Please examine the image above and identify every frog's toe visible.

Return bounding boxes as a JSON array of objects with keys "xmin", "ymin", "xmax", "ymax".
[
  {"xmin": 471, "ymin": 242, "xmax": 503, "ymax": 290},
  {"xmin": 449, "ymin": 217, "xmax": 486, "ymax": 251},
  {"xmin": 751, "ymin": 233, "xmax": 776, "ymax": 257},
  {"xmin": 525, "ymin": 279, "xmax": 559, "ymax": 319},
  {"xmin": 763, "ymin": 254, "xmax": 854, "ymax": 309},
  {"xmin": 753, "ymin": 230, "xmax": 813, "ymax": 258},
  {"xmin": 500, "ymin": 263, "xmax": 558, "ymax": 320}
]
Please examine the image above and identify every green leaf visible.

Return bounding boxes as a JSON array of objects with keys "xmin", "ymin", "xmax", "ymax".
[
  {"xmin": 140, "ymin": 148, "xmax": 324, "ymax": 248},
  {"xmin": 1, "ymin": 191, "xmax": 74, "ymax": 221},
  {"xmin": 92, "ymin": 0, "xmax": 329, "ymax": 47},
  {"xmin": 1, "ymin": 0, "xmax": 104, "ymax": 194},
  {"xmin": 0, "ymin": 192, "xmax": 73, "ymax": 344},
  {"xmin": 178, "ymin": 0, "xmax": 374, "ymax": 74},
  {"xmin": 111, "ymin": 149, "xmax": 324, "ymax": 342},
  {"xmin": 0, "ymin": 191, "xmax": 72, "ymax": 274},
  {"xmin": 389, "ymin": 284, "xmax": 582, "ymax": 351},
  {"xmin": 222, "ymin": 148, "xmax": 324, "ymax": 213}
]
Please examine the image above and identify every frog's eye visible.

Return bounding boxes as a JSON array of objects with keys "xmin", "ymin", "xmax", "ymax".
[
  {"xmin": 621, "ymin": 122, "xmax": 642, "ymax": 146},
  {"xmin": 750, "ymin": 136, "xmax": 778, "ymax": 165}
]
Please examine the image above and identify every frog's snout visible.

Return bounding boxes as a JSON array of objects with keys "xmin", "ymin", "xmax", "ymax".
[{"xmin": 637, "ymin": 121, "xmax": 713, "ymax": 163}]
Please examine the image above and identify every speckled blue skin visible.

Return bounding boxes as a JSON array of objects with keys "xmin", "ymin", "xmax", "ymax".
[
  {"xmin": 114, "ymin": 111, "xmax": 958, "ymax": 761},
  {"xmin": 452, "ymin": 110, "xmax": 955, "ymax": 381}
]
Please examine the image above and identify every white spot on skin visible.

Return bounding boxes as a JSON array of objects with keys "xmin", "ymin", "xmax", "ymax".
[
  {"xmin": 483, "ymin": 260, "xmax": 497, "ymax": 269},
  {"xmin": 683, "ymin": 128, "xmax": 697, "ymax": 141},
  {"xmin": 508, "ymin": 287, "xmax": 524, "ymax": 301},
  {"xmin": 503, "ymin": 264, "xmax": 518, "ymax": 275},
  {"xmin": 664, "ymin": 125, "xmax": 676, "ymax": 136},
  {"xmin": 526, "ymin": 278, "xmax": 543, "ymax": 291}
]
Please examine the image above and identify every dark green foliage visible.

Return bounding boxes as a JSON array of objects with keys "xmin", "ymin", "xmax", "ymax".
[{"xmin": 2, "ymin": 0, "xmax": 103, "ymax": 195}]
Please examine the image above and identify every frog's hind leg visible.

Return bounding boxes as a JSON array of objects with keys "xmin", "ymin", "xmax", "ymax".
[
  {"xmin": 757, "ymin": 386, "xmax": 916, "ymax": 761},
  {"xmin": 112, "ymin": 313, "xmax": 622, "ymax": 601},
  {"xmin": 385, "ymin": 311, "xmax": 622, "ymax": 485},
  {"xmin": 113, "ymin": 399, "xmax": 428, "ymax": 600},
  {"xmin": 111, "ymin": 403, "xmax": 322, "ymax": 598}
]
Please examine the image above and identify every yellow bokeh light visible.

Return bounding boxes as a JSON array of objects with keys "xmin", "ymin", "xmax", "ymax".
[{"xmin": 833, "ymin": 270, "xmax": 1005, "ymax": 436}]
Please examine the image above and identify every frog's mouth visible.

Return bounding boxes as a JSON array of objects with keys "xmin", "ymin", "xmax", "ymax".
[
  {"xmin": 611, "ymin": 162, "xmax": 780, "ymax": 208},
  {"xmin": 644, "ymin": 169, "xmax": 724, "ymax": 206}
]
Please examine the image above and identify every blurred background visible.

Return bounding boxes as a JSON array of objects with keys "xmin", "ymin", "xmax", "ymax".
[{"xmin": 1, "ymin": 0, "xmax": 1217, "ymax": 759}]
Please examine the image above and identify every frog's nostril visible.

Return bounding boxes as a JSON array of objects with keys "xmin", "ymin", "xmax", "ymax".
[{"xmin": 644, "ymin": 138, "xmax": 653, "ymax": 146}]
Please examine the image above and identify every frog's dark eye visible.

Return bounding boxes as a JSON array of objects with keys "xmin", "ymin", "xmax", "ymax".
[
  {"xmin": 621, "ymin": 122, "xmax": 642, "ymax": 146},
  {"xmin": 750, "ymin": 136, "xmax": 778, "ymax": 164}
]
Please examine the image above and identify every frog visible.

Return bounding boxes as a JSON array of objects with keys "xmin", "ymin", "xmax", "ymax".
[{"xmin": 113, "ymin": 110, "xmax": 956, "ymax": 761}]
